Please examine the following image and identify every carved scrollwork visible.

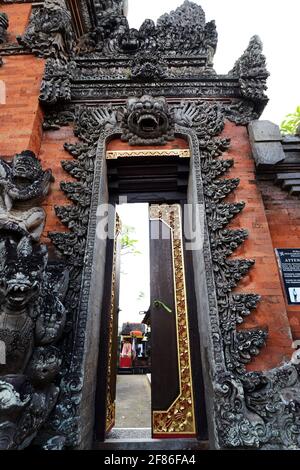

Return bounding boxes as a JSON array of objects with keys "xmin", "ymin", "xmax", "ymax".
[
  {"xmin": 40, "ymin": 59, "xmax": 76, "ymax": 104},
  {"xmin": 228, "ymin": 35, "xmax": 269, "ymax": 102},
  {"xmin": 131, "ymin": 52, "xmax": 168, "ymax": 81},
  {"xmin": 174, "ymin": 101, "xmax": 225, "ymax": 137},
  {"xmin": 0, "ymin": 12, "xmax": 9, "ymax": 45}
]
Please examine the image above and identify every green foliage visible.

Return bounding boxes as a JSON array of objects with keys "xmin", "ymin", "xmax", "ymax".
[
  {"xmin": 281, "ymin": 106, "xmax": 300, "ymax": 135},
  {"xmin": 120, "ymin": 225, "xmax": 141, "ymax": 256}
]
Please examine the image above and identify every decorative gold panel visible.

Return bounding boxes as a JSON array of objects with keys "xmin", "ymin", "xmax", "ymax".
[
  {"xmin": 149, "ymin": 204, "xmax": 196, "ymax": 436},
  {"xmin": 106, "ymin": 149, "xmax": 190, "ymax": 159},
  {"xmin": 105, "ymin": 213, "xmax": 122, "ymax": 433}
]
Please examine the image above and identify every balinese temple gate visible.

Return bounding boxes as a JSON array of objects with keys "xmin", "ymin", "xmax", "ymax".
[{"xmin": 0, "ymin": 0, "xmax": 300, "ymax": 451}]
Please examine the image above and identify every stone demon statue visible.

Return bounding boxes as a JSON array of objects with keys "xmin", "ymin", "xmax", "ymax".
[
  {"xmin": 17, "ymin": 0, "xmax": 74, "ymax": 61},
  {"xmin": 0, "ymin": 150, "xmax": 53, "ymax": 241},
  {"xmin": 0, "ymin": 151, "xmax": 68, "ymax": 449}
]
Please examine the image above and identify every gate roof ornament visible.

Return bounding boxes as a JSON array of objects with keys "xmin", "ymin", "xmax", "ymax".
[{"xmin": 26, "ymin": 0, "xmax": 269, "ymax": 125}]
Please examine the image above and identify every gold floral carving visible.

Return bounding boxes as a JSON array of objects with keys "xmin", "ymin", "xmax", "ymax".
[
  {"xmin": 105, "ymin": 213, "xmax": 122, "ymax": 433},
  {"xmin": 106, "ymin": 149, "xmax": 190, "ymax": 159},
  {"xmin": 149, "ymin": 204, "xmax": 196, "ymax": 436}
]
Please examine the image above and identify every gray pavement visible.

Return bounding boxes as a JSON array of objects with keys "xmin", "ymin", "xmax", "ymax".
[{"xmin": 115, "ymin": 374, "xmax": 151, "ymax": 428}]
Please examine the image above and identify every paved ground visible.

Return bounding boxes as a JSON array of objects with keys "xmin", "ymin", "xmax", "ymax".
[{"xmin": 115, "ymin": 374, "xmax": 151, "ymax": 428}]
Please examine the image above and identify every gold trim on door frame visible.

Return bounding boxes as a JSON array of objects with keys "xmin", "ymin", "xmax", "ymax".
[
  {"xmin": 106, "ymin": 149, "xmax": 190, "ymax": 159},
  {"xmin": 150, "ymin": 204, "xmax": 196, "ymax": 436},
  {"xmin": 105, "ymin": 214, "xmax": 122, "ymax": 433}
]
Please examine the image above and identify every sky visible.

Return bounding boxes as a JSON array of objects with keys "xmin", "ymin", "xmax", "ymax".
[
  {"xmin": 117, "ymin": 0, "xmax": 300, "ymax": 325},
  {"xmin": 117, "ymin": 204, "xmax": 150, "ymax": 327},
  {"xmin": 127, "ymin": 0, "xmax": 300, "ymax": 125}
]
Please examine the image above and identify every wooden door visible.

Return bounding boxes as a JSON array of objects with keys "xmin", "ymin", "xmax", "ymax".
[
  {"xmin": 149, "ymin": 204, "xmax": 196, "ymax": 439},
  {"xmin": 95, "ymin": 209, "xmax": 122, "ymax": 440}
]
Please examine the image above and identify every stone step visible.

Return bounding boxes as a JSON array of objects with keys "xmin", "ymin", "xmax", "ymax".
[
  {"xmin": 94, "ymin": 429, "xmax": 209, "ymax": 450},
  {"xmin": 94, "ymin": 440, "xmax": 209, "ymax": 450}
]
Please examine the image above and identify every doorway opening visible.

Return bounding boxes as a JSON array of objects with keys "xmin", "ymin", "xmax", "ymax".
[
  {"xmin": 95, "ymin": 152, "xmax": 208, "ymax": 444},
  {"xmin": 113, "ymin": 203, "xmax": 152, "ymax": 438}
]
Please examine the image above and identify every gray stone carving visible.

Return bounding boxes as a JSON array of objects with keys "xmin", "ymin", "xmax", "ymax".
[
  {"xmin": 229, "ymin": 35, "xmax": 269, "ymax": 102},
  {"xmin": 40, "ymin": 59, "xmax": 76, "ymax": 104},
  {"xmin": 0, "ymin": 12, "xmax": 9, "ymax": 44},
  {"xmin": 0, "ymin": 150, "xmax": 68, "ymax": 449},
  {"xmin": 17, "ymin": 0, "xmax": 74, "ymax": 61},
  {"xmin": 0, "ymin": 151, "xmax": 54, "ymax": 241},
  {"xmin": 121, "ymin": 95, "xmax": 175, "ymax": 145}
]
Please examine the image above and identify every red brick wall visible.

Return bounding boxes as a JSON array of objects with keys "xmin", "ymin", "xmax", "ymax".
[
  {"xmin": 259, "ymin": 181, "xmax": 300, "ymax": 341},
  {"xmin": 1, "ymin": 4, "xmax": 32, "ymax": 42},
  {"xmin": 40, "ymin": 127, "xmax": 78, "ymax": 245},
  {"xmin": 0, "ymin": 4, "xmax": 45, "ymax": 157},
  {"xmin": 220, "ymin": 121, "xmax": 293, "ymax": 371}
]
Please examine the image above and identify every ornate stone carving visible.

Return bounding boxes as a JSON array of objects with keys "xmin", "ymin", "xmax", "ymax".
[
  {"xmin": 216, "ymin": 364, "xmax": 300, "ymax": 449},
  {"xmin": 0, "ymin": 148, "xmax": 68, "ymax": 449},
  {"xmin": 225, "ymin": 101, "xmax": 261, "ymax": 126},
  {"xmin": 0, "ymin": 151, "xmax": 53, "ymax": 241},
  {"xmin": 0, "ymin": 237, "xmax": 47, "ymax": 375},
  {"xmin": 121, "ymin": 95, "xmax": 175, "ymax": 145},
  {"xmin": 44, "ymin": 99, "xmax": 259, "ymax": 448},
  {"xmin": 94, "ymin": 0, "xmax": 126, "ymax": 20},
  {"xmin": 47, "ymin": 107, "xmax": 103, "ymax": 446},
  {"xmin": 75, "ymin": 0, "xmax": 217, "ymax": 68},
  {"xmin": 0, "ymin": 235, "xmax": 68, "ymax": 449},
  {"xmin": 131, "ymin": 52, "xmax": 168, "ymax": 81},
  {"xmin": 174, "ymin": 101, "xmax": 225, "ymax": 137},
  {"xmin": 40, "ymin": 59, "xmax": 76, "ymax": 104},
  {"xmin": 0, "ymin": 12, "xmax": 9, "ymax": 44},
  {"xmin": 17, "ymin": 0, "xmax": 74, "ymax": 61},
  {"xmin": 43, "ymin": 108, "xmax": 75, "ymax": 131},
  {"xmin": 228, "ymin": 35, "xmax": 269, "ymax": 102},
  {"xmin": 156, "ymin": 1, "xmax": 217, "ymax": 60}
]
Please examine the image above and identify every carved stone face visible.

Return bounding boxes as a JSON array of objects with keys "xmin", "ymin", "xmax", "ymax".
[
  {"xmin": 0, "ymin": 237, "xmax": 47, "ymax": 312},
  {"xmin": 121, "ymin": 95, "xmax": 175, "ymax": 145},
  {"xmin": 11, "ymin": 152, "xmax": 42, "ymax": 187},
  {"xmin": 27, "ymin": 346, "xmax": 61, "ymax": 385},
  {"xmin": 2, "ymin": 150, "xmax": 53, "ymax": 204}
]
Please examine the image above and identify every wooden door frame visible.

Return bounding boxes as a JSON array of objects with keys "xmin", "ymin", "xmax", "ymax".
[{"xmin": 94, "ymin": 191, "xmax": 208, "ymax": 442}]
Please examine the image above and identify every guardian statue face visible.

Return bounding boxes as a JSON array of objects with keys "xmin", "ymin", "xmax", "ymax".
[
  {"xmin": 0, "ymin": 237, "xmax": 47, "ymax": 312},
  {"xmin": 11, "ymin": 152, "xmax": 41, "ymax": 186}
]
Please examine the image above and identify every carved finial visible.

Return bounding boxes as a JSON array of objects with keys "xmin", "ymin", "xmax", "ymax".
[
  {"xmin": 229, "ymin": 36, "xmax": 267, "ymax": 77},
  {"xmin": 228, "ymin": 35, "xmax": 269, "ymax": 101}
]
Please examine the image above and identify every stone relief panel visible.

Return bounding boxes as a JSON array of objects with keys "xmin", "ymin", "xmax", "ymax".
[{"xmin": 0, "ymin": 151, "xmax": 68, "ymax": 449}]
